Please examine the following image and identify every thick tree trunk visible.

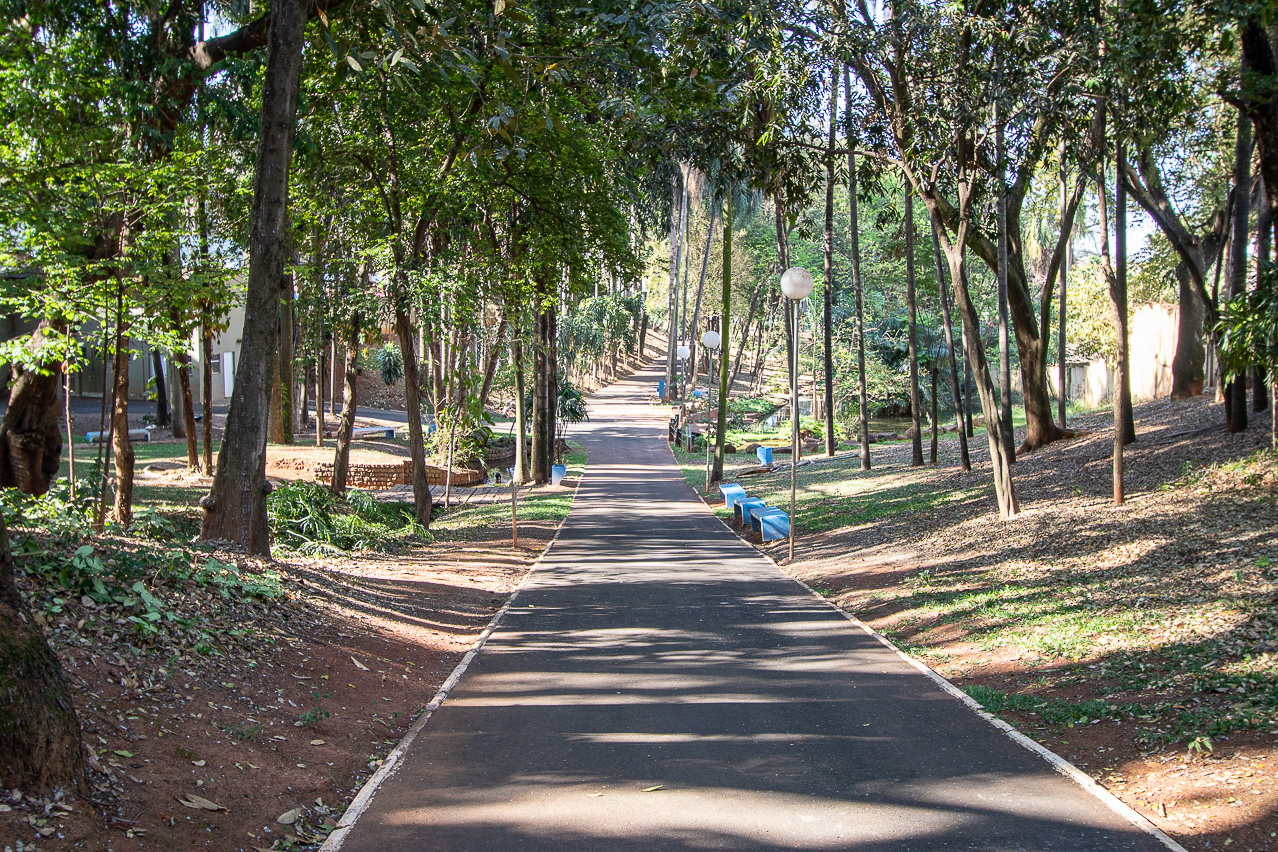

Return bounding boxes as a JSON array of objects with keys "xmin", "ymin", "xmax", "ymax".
[
  {"xmin": 330, "ymin": 316, "xmax": 359, "ymax": 496},
  {"xmin": 270, "ymin": 276, "xmax": 295, "ymax": 444},
  {"xmin": 200, "ymin": 0, "xmax": 307, "ymax": 554},
  {"xmin": 995, "ymin": 108, "xmax": 1017, "ymax": 464},
  {"xmin": 1171, "ymin": 263, "xmax": 1206, "ymax": 398},
  {"xmin": 1227, "ymin": 110, "xmax": 1252, "ymax": 433},
  {"xmin": 0, "ymin": 515, "xmax": 86, "ymax": 795},
  {"xmin": 845, "ymin": 67, "xmax": 871, "ymax": 471},
  {"xmin": 395, "ymin": 305, "xmax": 432, "ymax": 526},
  {"xmin": 1058, "ymin": 161, "xmax": 1071, "ymax": 424},
  {"xmin": 906, "ymin": 192, "xmax": 923, "ymax": 467},
  {"xmin": 1111, "ymin": 142, "xmax": 1131, "ymax": 504},
  {"xmin": 930, "ymin": 213, "xmax": 970, "ymax": 470},
  {"xmin": 111, "ymin": 327, "xmax": 134, "ymax": 526},
  {"xmin": 316, "ymin": 347, "xmax": 325, "ymax": 447},
  {"xmin": 1241, "ymin": 21, "xmax": 1278, "ymax": 257},
  {"xmin": 0, "ymin": 319, "xmax": 65, "ymax": 495},
  {"xmin": 150, "ymin": 349, "xmax": 171, "ymax": 428}
]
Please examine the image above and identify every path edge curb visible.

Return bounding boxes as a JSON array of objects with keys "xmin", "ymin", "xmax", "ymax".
[
  {"xmin": 319, "ymin": 463, "xmax": 588, "ymax": 852},
  {"xmin": 691, "ymin": 487, "xmax": 1188, "ymax": 852}
]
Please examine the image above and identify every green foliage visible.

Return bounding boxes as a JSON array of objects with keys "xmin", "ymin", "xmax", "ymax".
[
  {"xmin": 266, "ymin": 481, "xmax": 430, "ymax": 556},
  {"xmin": 373, "ymin": 344, "xmax": 405, "ymax": 387},
  {"xmin": 1214, "ymin": 263, "xmax": 1278, "ymax": 384}
]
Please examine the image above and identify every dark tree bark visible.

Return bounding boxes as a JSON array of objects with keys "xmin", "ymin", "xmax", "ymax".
[
  {"xmin": 330, "ymin": 315, "xmax": 359, "ymax": 496},
  {"xmin": 845, "ymin": 66, "xmax": 870, "ymax": 471},
  {"xmin": 150, "ymin": 349, "xmax": 171, "ymax": 428},
  {"xmin": 200, "ymin": 0, "xmax": 307, "ymax": 554},
  {"xmin": 111, "ymin": 323, "xmax": 134, "ymax": 526},
  {"xmin": 270, "ymin": 273, "xmax": 296, "ymax": 444},
  {"xmin": 0, "ymin": 515, "xmax": 87, "ymax": 795},
  {"xmin": 316, "ymin": 346, "xmax": 325, "ymax": 447},
  {"xmin": 1109, "ymin": 142, "xmax": 1131, "ymax": 504},
  {"xmin": 1227, "ymin": 110, "xmax": 1252, "ymax": 433},
  {"xmin": 906, "ymin": 191, "xmax": 923, "ymax": 467},
  {"xmin": 1240, "ymin": 21, "xmax": 1278, "ymax": 257},
  {"xmin": 394, "ymin": 304, "xmax": 432, "ymax": 526},
  {"xmin": 201, "ymin": 317, "xmax": 214, "ymax": 472},
  {"xmin": 0, "ymin": 319, "xmax": 65, "ymax": 495},
  {"xmin": 1058, "ymin": 158, "xmax": 1072, "ymax": 425},
  {"xmin": 1255, "ymin": 179, "xmax": 1272, "ymax": 413}
]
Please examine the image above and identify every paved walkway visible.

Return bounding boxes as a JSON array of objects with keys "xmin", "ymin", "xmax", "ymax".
[{"xmin": 333, "ymin": 361, "xmax": 1172, "ymax": 851}]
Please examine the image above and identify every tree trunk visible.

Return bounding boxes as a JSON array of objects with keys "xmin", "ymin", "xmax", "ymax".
[
  {"xmin": 1254, "ymin": 180, "xmax": 1272, "ymax": 414},
  {"xmin": 111, "ymin": 324, "xmax": 134, "ymax": 526},
  {"xmin": 930, "ymin": 366, "xmax": 939, "ymax": 464},
  {"xmin": 0, "ymin": 515, "xmax": 86, "ymax": 795},
  {"xmin": 316, "ymin": 346, "xmax": 325, "ymax": 447},
  {"xmin": 729, "ymin": 286, "xmax": 761, "ymax": 391},
  {"xmin": 1241, "ymin": 21, "xmax": 1278, "ymax": 259},
  {"xmin": 688, "ymin": 207, "xmax": 719, "ymax": 371},
  {"xmin": 1110, "ymin": 141, "xmax": 1130, "ymax": 504},
  {"xmin": 272, "ymin": 273, "xmax": 295, "ymax": 443},
  {"xmin": 395, "ymin": 304, "xmax": 432, "ymax": 526},
  {"xmin": 477, "ymin": 313, "xmax": 508, "ymax": 413},
  {"xmin": 845, "ymin": 67, "xmax": 871, "ymax": 471},
  {"xmin": 513, "ymin": 327, "xmax": 528, "ymax": 484},
  {"xmin": 150, "ymin": 349, "xmax": 170, "ymax": 428},
  {"xmin": 174, "ymin": 349, "xmax": 199, "ymax": 471},
  {"xmin": 995, "ymin": 105, "xmax": 1016, "ymax": 465},
  {"xmin": 0, "ymin": 319, "xmax": 65, "ymax": 495},
  {"xmin": 1227, "ymin": 109, "xmax": 1252, "ymax": 433},
  {"xmin": 665, "ymin": 168, "xmax": 681, "ymax": 399},
  {"xmin": 1058, "ymin": 160, "xmax": 1071, "ymax": 423},
  {"xmin": 1171, "ymin": 263, "xmax": 1206, "ymax": 398},
  {"xmin": 201, "ymin": 315, "xmax": 214, "ymax": 472},
  {"xmin": 906, "ymin": 191, "xmax": 923, "ymax": 467},
  {"xmin": 712, "ymin": 195, "xmax": 732, "ymax": 484},
  {"xmin": 330, "ymin": 315, "xmax": 359, "ymax": 496},
  {"xmin": 963, "ymin": 326, "xmax": 975, "ymax": 438},
  {"xmin": 199, "ymin": 0, "xmax": 307, "ymax": 554},
  {"xmin": 822, "ymin": 64, "xmax": 837, "ymax": 457},
  {"xmin": 930, "ymin": 212, "xmax": 970, "ymax": 470}
]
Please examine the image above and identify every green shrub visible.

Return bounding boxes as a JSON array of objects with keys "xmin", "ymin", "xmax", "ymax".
[{"xmin": 267, "ymin": 480, "xmax": 429, "ymax": 555}]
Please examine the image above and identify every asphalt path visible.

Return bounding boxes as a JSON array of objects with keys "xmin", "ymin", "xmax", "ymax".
[{"xmin": 334, "ymin": 360, "xmax": 1171, "ymax": 851}]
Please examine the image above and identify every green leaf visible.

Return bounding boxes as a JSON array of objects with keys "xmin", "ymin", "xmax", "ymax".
[{"xmin": 346, "ymin": 55, "xmax": 363, "ymax": 73}]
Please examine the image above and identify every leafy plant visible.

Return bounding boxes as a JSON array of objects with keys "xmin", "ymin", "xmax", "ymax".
[
  {"xmin": 267, "ymin": 480, "xmax": 429, "ymax": 555},
  {"xmin": 373, "ymin": 344, "xmax": 404, "ymax": 387}
]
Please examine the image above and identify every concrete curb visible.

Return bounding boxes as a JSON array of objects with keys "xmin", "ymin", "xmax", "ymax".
[
  {"xmin": 319, "ymin": 462, "xmax": 588, "ymax": 852},
  {"xmin": 691, "ymin": 487, "xmax": 1187, "ymax": 852}
]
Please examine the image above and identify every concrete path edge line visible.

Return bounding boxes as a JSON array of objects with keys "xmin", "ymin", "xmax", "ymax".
[
  {"xmin": 695, "ymin": 491, "xmax": 1188, "ymax": 852},
  {"xmin": 318, "ymin": 468, "xmax": 588, "ymax": 852}
]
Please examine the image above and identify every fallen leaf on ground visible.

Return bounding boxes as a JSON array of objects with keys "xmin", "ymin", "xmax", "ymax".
[
  {"xmin": 586, "ymin": 792, "xmax": 603, "ymax": 798},
  {"xmin": 352, "ymin": 657, "xmax": 369, "ymax": 671},
  {"xmin": 277, "ymin": 807, "xmax": 302, "ymax": 825},
  {"xmin": 641, "ymin": 785, "xmax": 664, "ymax": 792},
  {"xmin": 177, "ymin": 794, "xmax": 226, "ymax": 812},
  {"xmin": 310, "ymin": 739, "xmax": 325, "ymax": 745}
]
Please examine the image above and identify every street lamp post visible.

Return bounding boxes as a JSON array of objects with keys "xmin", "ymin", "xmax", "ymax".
[
  {"xmin": 780, "ymin": 266, "xmax": 813, "ymax": 563},
  {"xmin": 701, "ymin": 329, "xmax": 721, "ymax": 491}
]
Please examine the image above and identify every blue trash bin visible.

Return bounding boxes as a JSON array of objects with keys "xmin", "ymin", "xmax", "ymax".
[
  {"xmin": 551, "ymin": 464, "xmax": 567, "ymax": 486},
  {"xmin": 658, "ymin": 379, "xmax": 666, "ymax": 399}
]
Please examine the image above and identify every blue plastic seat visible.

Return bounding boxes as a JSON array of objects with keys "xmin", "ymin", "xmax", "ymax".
[
  {"xmin": 718, "ymin": 483, "xmax": 746, "ymax": 509},
  {"xmin": 749, "ymin": 506, "xmax": 787, "ymax": 533},
  {"xmin": 756, "ymin": 446, "xmax": 774, "ymax": 465},
  {"xmin": 735, "ymin": 498, "xmax": 766, "ymax": 527},
  {"xmin": 759, "ymin": 511, "xmax": 791, "ymax": 542}
]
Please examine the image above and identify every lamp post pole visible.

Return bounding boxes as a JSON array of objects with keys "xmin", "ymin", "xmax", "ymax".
[
  {"xmin": 780, "ymin": 267, "xmax": 813, "ymax": 563},
  {"xmin": 701, "ymin": 329, "xmax": 721, "ymax": 491}
]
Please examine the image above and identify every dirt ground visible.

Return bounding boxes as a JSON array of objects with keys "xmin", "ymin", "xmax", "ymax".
[
  {"xmin": 768, "ymin": 395, "xmax": 1278, "ymax": 851},
  {"xmin": 1, "ymin": 523, "xmax": 557, "ymax": 851}
]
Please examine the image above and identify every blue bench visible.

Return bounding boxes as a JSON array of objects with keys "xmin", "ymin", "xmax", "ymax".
[
  {"xmin": 755, "ymin": 446, "xmax": 774, "ymax": 465},
  {"xmin": 353, "ymin": 426, "xmax": 395, "ymax": 439},
  {"xmin": 735, "ymin": 497, "xmax": 766, "ymax": 527},
  {"xmin": 759, "ymin": 511, "xmax": 791, "ymax": 542},
  {"xmin": 748, "ymin": 505, "xmax": 786, "ymax": 533},
  {"xmin": 718, "ymin": 483, "xmax": 746, "ymax": 509}
]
